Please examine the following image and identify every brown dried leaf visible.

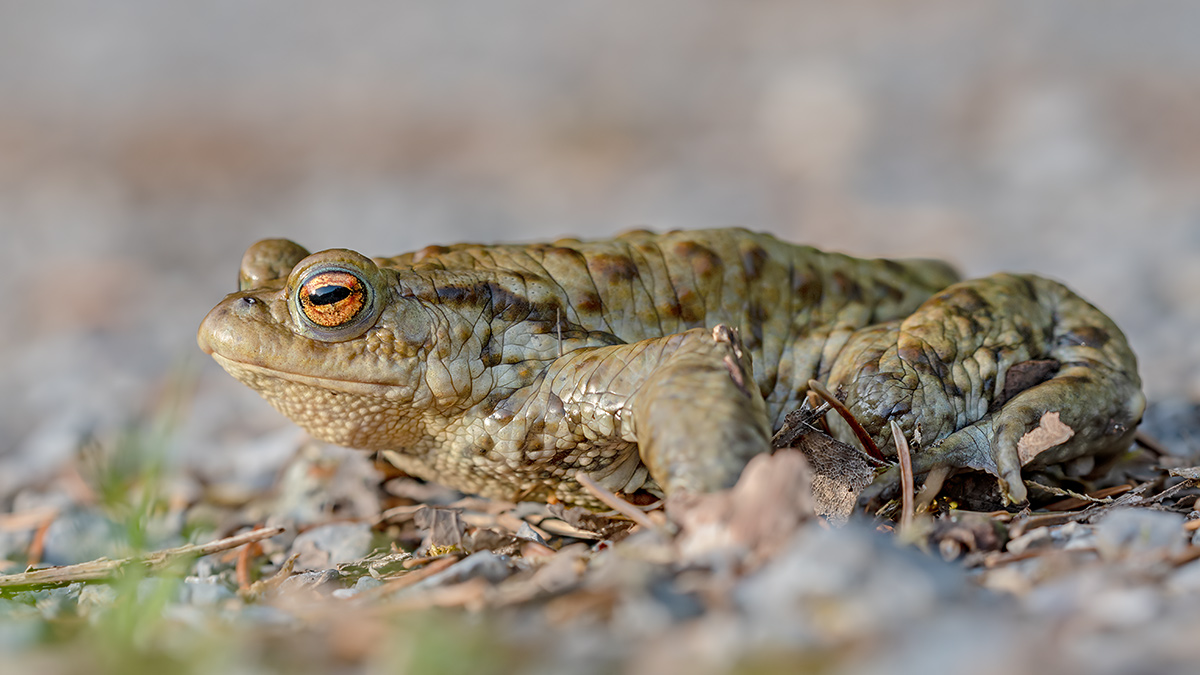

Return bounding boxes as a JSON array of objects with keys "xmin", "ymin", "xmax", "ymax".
[
  {"xmin": 793, "ymin": 430, "xmax": 877, "ymax": 524},
  {"xmin": 1017, "ymin": 412, "xmax": 1075, "ymax": 465},
  {"xmin": 413, "ymin": 506, "xmax": 467, "ymax": 553}
]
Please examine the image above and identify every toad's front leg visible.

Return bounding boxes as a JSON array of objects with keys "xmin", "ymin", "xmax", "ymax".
[
  {"xmin": 825, "ymin": 273, "xmax": 1145, "ymax": 504},
  {"xmin": 544, "ymin": 326, "xmax": 772, "ymax": 499}
]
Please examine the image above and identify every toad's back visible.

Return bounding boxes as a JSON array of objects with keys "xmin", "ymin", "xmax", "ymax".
[{"xmin": 380, "ymin": 228, "xmax": 958, "ymax": 425}]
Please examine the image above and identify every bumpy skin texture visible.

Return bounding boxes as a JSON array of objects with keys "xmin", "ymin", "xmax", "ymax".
[{"xmin": 198, "ymin": 228, "xmax": 1145, "ymax": 507}]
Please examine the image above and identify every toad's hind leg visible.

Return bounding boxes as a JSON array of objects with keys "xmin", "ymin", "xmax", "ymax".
[{"xmin": 827, "ymin": 274, "xmax": 1144, "ymax": 505}]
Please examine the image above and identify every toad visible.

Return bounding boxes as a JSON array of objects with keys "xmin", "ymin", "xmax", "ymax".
[{"xmin": 198, "ymin": 229, "xmax": 1144, "ymax": 508}]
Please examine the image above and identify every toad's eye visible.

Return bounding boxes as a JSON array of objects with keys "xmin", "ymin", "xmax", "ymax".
[
  {"xmin": 287, "ymin": 249, "xmax": 385, "ymax": 342},
  {"xmin": 299, "ymin": 271, "xmax": 367, "ymax": 327}
]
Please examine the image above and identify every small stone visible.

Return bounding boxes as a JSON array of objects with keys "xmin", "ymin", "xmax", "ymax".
[
  {"xmin": 515, "ymin": 522, "xmax": 548, "ymax": 545},
  {"xmin": 1006, "ymin": 526, "xmax": 1053, "ymax": 555},
  {"xmin": 406, "ymin": 551, "xmax": 515, "ymax": 593},
  {"xmin": 1094, "ymin": 508, "xmax": 1186, "ymax": 560},
  {"xmin": 182, "ymin": 574, "xmax": 236, "ymax": 605},
  {"xmin": 40, "ymin": 510, "xmax": 127, "ymax": 566},
  {"xmin": 290, "ymin": 522, "xmax": 373, "ymax": 571},
  {"xmin": 331, "ymin": 575, "xmax": 383, "ymax": 599}
]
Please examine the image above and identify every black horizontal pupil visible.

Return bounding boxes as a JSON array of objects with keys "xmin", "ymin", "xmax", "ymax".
[{"xmin": 309, "ymin": 285, "xmax": 352, "ymax": 306}]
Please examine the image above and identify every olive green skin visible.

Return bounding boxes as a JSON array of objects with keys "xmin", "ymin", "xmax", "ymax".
[{"xmin": 198, "ymin": 228, "xmax": 1144, "ymax": 507}]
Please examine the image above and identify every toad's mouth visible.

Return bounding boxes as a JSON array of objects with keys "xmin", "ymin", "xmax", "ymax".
[{"xmin": 208, "ymin": 353, "xmax": 413, "ymax": 400}]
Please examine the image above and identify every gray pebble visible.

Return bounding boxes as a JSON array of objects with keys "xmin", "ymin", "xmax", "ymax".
[
  {"xmin": 290, "ymin": 522, "xmax": 373, "ymax": 571},
  {"xmin": 1095, "ymin": 508, "xmax": 1186, "ymax": 559},
  {"xmin": 181, "ymin": 574, "xmax": 236, "ymax": 606},
  {"xmin": 405, "ymin": 550, "xmax": 515, "ymax": 593},
  {"xmin": 40, "ymin": 510, "xmax": 127, "ymax": 566}
]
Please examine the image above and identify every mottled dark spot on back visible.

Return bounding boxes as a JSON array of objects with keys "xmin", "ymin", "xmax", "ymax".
[
  {"xmin": 831, "ymin": 271, "xmax": 863, "ymax": 302},
  {"xmin": 435, "ymin": 283, "xmax": 485, "ymax": 306},
  {"xmin": 1016, "ymin": 276, "xmax": 1038, "ymax": 299},
  {"xmin": 936, "ymin": 286, "xmax": 987, "ymax": 313},
  {"xmin": 875, "ymin": 282, "xmax": 904, "ymax": 304},
  {"xmin": 589, "ymin": 252, "xmax": 638, "ymax": 282},
  {"xmin": 489, "ymin": 283, "xmax": 533, "ymax": 321},
  {"xmin": 740, "ymin": 244, "xmax": 769, "ymax": 281},
  {"xmin": 676, "ymin": 289, "xmax": 705, "ymax": 324},
  {"xmin": 1060, "ymin": 326, "xmax": 1110, "ymax": 349},
  {"xmin": 899, "ymin": 340, "xmax": 951, "ymax": 379},
  {"xmin": 575, "ymin": 291, "xmax": 603, "ymax": 314},
  {"xmin": 674, "ymin": 240, "xmax": 723, "ymax": 279},
  {"xmin": 790, "ymin": 268, "xmax": 822, "ymax": 307},
  {"xmin": 746, "ymin": 301, "xmax": 766, "ymax": 350}
]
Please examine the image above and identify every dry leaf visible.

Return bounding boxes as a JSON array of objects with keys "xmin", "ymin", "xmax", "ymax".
[{"xmin": 1016, "ymin": 412, "xmax": 1075, "ymax": 465}]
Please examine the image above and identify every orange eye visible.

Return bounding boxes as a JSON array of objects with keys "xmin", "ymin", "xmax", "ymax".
[{"xmin": 298, "ymin": 271, "xmax": 367, "ymax": 327}]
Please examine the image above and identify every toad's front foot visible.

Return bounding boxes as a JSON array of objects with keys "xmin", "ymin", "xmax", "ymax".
[{"xmin": 825, "ymin": 274, "xmax": 1145, "ymax": 505}]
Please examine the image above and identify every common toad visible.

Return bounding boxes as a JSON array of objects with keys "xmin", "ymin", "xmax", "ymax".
[{"xmin": 198, "ymin": 229, "xmax": 1144, "ymax": 508}]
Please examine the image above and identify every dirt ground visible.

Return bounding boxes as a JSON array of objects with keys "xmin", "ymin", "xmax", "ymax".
[{"xmin": 2, "ymin": 3, "xmax": 1200, "ymax": 674}]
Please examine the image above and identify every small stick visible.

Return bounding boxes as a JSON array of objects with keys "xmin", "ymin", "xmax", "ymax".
[
  {"xmin": 235, "ymin": 540, "xmax": 261, "ymax": 590},
  {"xmin": 892, "ymin": 421, "xmax": 915, "ymax": 532},
  {"xmin": 240, "ymin": 553, "xmax": 299, "ymax": 600},
  {"xmin": 0, "ymin": 507, "xmax": 58, "ymax": 533},
  {"xmin": 575, "ymin": 472, "xmax": 660, "ymax": 532},
  {"xmin": 0, "ymin": 526, "xmax": 284, "ymax": 589},
  {"xmin": 807, "ymin": 380, "xmax": 885, "ymax": 461},
  {"xmin": 25, "ymin": 512, "xmax": 55, "ymax": 568}
]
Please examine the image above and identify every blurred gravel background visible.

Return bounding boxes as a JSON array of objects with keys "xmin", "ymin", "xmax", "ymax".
[{"xmin": 2, "ymin": 1, "xmax": 1199, "ymax": 488}]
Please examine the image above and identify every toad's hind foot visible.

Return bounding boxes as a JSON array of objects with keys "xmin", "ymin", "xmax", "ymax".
[{"xmin": 828, "ymin": 273, "xmax": 1144, "ymax": 505}]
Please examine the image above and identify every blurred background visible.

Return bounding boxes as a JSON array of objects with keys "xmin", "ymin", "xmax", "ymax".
[{"xmin": 2, "ymin": 1, "xmax": 1198, "ymax": 492}]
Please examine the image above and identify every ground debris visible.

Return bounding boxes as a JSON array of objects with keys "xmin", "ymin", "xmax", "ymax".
[
  {"xmin": 0, "ymin": 526, "xmax": 283, "ymax": 589},
  {"xmin": 671, "ymin": 449, "xmax": 814, "ymax": 568},
  {"xmin": 10, "ymin": 403, "xmax": 1200, "ymax": 674}
]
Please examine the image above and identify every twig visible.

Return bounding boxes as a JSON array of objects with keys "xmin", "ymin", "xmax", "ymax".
[
  {"xmin": 26, "ymin": 512, "xmax": 55, "ymax": 568},
  {"xmin": 235, "ymin": 538, "xmax": 264, "ymax": 590},
  {"xmin": 0, "ymin": 526, "xmax": 284, "ymax": 589},
  {"xmin": 240, "ymin": 553, "xmax": 300, "ymax": 600},
  {"xmin": 574, "ymin": 471, "xmax": 660, "ymax": 532},
  {"xmin": 0, "ymin": 507, "xmax": 58, "ymax": 533},
  {"xmin": 1043, "ymin": 484, "xmax": 1132, "ymax": 512},
  {"xmin": 892, "ymin": 421, "xmax": 915, "ymax": 532},
  {"xmin": 807, "ymin": 379, "xmax": 885, "ymax": 462}
]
